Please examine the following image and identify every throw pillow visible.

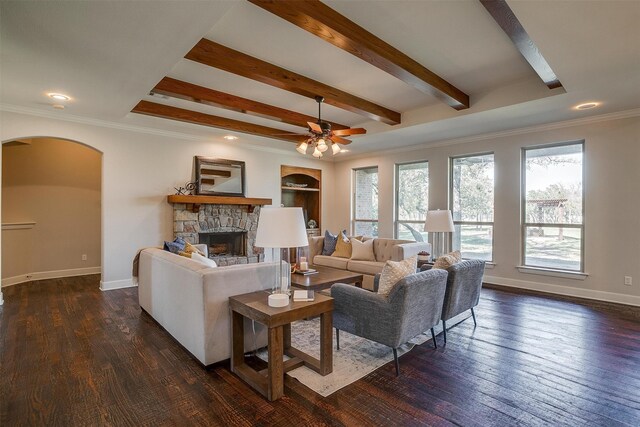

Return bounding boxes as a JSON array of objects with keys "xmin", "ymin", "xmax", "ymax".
[
  {"xmin": 433, "ymin": 250, "xmax": 462, "ymax": 270},
  {"xmin": 322, "ymin": 230, "xmax": 345, "ymax": 255},
  {"xmin": 163, "ymin": 237, "xmax": 186, "ymax": 254},
  {"xmin": 332, "ymin": 234, "xmax": 352, "ymax": 258},
  {"xmin": 192, "ymin": 252, "xmax": 217, "ymax": 268},
  {"xmin": 377, "ymin": 256, "xmax": 418, "ymax": 297},
  {"xmin": 183, "ymin": 242, "xmax": 204, "ymax": 256},
  {"xmin": 350, "ymin": 238, "xmax": 376, "ymax": 261}
]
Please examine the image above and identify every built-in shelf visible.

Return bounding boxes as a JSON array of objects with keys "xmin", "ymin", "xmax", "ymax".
[
  {"xmin": 281, "ymin": 186, "xmax": 320, "ymax": 192},
  {"xmin": 2, "ymin": 222, "xmax": 36, "ymax": 230},
  {"xmin": 167, "ymin": 195, "xmax": 272, "ymax": 213}
]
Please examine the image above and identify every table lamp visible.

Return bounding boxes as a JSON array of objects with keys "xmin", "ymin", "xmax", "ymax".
[
  {"xmin": 255, "ymin": 207, "xmax": 309, "ymax": 307},
  {"xmin": 424, "ymin": 209, "xmax": 455, "ymax": 260}
]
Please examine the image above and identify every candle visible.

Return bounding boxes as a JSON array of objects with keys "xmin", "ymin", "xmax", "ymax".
[{"xmin": 300, "ymin": 261, "xmax": 309, "ymax": 270}]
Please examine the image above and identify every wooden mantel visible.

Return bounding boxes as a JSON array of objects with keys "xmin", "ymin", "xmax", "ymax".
[{"xmin": 167, "ymin": 195, "xmax": 272, "ymax": 212}]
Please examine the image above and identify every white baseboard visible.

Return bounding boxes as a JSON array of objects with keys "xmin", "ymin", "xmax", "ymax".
[
  {"xmin": 2, "ymin": 267, "xmax": 101, "ymax": 287},
  {"xmin": 100, "ymin": 278, "xmax": 137, "ymax": 291},
  {"xmin": 484, "ymin": 275, "xmax": 640, "ymax": 307}
]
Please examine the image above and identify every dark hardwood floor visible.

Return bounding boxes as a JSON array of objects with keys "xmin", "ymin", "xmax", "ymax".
[{"xmin": 1, "ymin": 275, "xmax": 639, "ymax": 426}]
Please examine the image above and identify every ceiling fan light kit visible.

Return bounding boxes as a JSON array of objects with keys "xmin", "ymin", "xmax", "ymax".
[{"xmin": 295, "ymin": 96, "xmax": 366, "ymax": 158}]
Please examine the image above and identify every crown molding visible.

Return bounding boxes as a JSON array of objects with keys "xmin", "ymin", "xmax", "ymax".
[
  {"xmin": 0, "ymin": 103, "xmax": 297, "ymax": 157},
  {"xmin": 336, "ymin": 107, "xmax": 640, "ymax": 162}
]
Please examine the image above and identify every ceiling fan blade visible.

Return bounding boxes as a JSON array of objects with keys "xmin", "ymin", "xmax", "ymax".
[
  {"xmin": 330, "ymin": 135, "xmax": 352, "ymax": 145},
  {"xmin": 332, "ymin": 127, "xmax": 366, "ymax": 136},
  {"xmin": 307, "ymin": 122, "xmax": 322, "ymax": 133}
]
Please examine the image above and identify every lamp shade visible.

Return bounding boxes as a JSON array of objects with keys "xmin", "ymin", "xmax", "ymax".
[
  {"xmin": 255, "ymin": 207, "xmax": 308, "ymax": 248},
  {"xmin": 424, "ymin": 210, "xmax": 455, "ymax": 232}
]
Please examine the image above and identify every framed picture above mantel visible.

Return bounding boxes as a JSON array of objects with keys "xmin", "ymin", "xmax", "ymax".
[{"xmin": 195, "ymin": 157, "xmax": 245, "ymax": 197}]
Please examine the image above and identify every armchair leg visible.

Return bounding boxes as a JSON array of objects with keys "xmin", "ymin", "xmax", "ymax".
[
  {"xmin": 392, "ymin": 348, "xmax": 400, "ymax": 376},
  {"xmin": 336, "ymin": 328, "xmax": 340, "ymax": 350},
  {"xmin": 442, "ymin": 320, "xmax": 447, "ymax": 344},
  {"xmin": 430, "ymin": 328, "xmax": 437, "ymax": 349},
  {"xmin": 471, "ymin": 308, "xmax": 477, "ymax": 326}
]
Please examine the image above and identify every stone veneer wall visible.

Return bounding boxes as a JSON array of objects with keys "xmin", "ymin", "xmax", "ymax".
[{"xmin": 173, "ymin": 204, "xmax": 263, "ymax": 266}]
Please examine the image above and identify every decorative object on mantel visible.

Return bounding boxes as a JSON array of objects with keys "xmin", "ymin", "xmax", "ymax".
[
  {"xmin": 195, "ymin": 157, "xmax": 245, "ymax": 197},
  {"xmin": 174, "ymin": 180, "xmax": 199, "ymax": 196},
  {"xmin": 285, "ymin": 182, "xmax": 308, "ymax": 188},
  {"xmin": 255, "ymin": 207, "xmax": 308, "ymax": 307}
]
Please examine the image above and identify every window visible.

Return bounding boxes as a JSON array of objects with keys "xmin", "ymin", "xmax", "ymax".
[
  {"xmin": 353, "ymin": 167, "xmax": 378, "ymax": 237},
  {"xmin": 522, "ymin": 142, "xmax": 584, "ymax": 271},
  {"xmin": 450, "ymin": 153, "xmax": 495, "ymax": 261},
  {"xmin": 395, "ymin": 161, "xmax": 428, "ymax": 241}
]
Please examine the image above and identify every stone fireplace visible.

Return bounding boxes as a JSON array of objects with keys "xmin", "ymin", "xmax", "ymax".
[{"xmin": 172, "ymin": 202, "xmax": 263, "ymax": 266}]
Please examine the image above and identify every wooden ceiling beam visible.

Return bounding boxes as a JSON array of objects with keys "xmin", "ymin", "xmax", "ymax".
[
  {"xmin": 131, "ymin": 100, "xmax": 306, "ymax": 144},
  {"xmin": 249, "ymin": 0, "xmax": 469, "ymax": 110},
  {"xmin": 480, "ymin": 0, "xmax": 563, "ymax": 89},
  {"xmin": 185, "ymin": 38, "xmax": 401, "ymax": 125},
  {"xmin": 152, "ymin": 77, "xmax": 349, "ymax": 130}
]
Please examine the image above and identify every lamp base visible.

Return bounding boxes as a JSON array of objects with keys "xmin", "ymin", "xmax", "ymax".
[{"xmin": 268, "ymin": 293, "xmax": 289, "ymax": 308}]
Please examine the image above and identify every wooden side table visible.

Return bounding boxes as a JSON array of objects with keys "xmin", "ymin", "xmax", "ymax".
[{"xmin": 229, "ymin": 290, "xmax": 334, "ymax": 401}]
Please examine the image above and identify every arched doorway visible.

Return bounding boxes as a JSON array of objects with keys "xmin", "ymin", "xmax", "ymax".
[{"xmin": 1, "ymin": 137, "xmax": 102, "ymax": 303}]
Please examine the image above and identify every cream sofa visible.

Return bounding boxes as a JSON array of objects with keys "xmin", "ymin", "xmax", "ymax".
[
  {"xmin": 137, "ymin": 247, "xmax": 275, "ymax": 366},
  {"xmin": 309, "ymin": 236, "xmax": 431, "ymax": 290}
]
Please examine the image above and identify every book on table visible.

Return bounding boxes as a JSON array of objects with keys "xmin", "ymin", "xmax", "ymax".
[
  {"xmin": 293, "ymin": 290, "xmax": 315, "ymax": 302},
  {"xmin": 294, "ymin": 268, "xmax": 317, "ymax": 276}
]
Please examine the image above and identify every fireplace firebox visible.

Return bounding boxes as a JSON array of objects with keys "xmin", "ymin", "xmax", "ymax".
[{"xmin": 198, "ymin": 231, "xmax": 247, "ymax": 257}]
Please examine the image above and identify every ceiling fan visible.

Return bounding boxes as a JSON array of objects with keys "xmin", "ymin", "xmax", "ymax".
[{"xmin": 294, "ymin": 96, "xmax": 366, "ymax": 158}]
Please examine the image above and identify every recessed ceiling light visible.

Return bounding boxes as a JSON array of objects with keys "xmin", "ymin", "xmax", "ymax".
[
  {"xmin": 48, "ymin": 93, "xmax": 70, "ymax": 101},
  {"xmin": 339, "ymin": 149, "xmax": 350, "ymax": 153},
  {"xmin": 223, "ymin": 135, "xmax": 238, "ymax": 141},
  {"xmin": 574, "ymin": 102, "xmax": 600, "ymax": 110}
]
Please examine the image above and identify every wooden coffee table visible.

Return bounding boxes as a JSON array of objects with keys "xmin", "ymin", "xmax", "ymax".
[
  {"xmin": 291, "ymin": 265, "xmax": 363, "ymax": 291},
  {"xmin": 229, "ymin": 290, "xmax": 333, "ymax": 401}
]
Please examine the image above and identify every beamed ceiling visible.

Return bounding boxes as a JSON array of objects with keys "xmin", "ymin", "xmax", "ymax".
[{"xmin": 1, "ymin": 0, "xmax": 639, "ymax": 157}]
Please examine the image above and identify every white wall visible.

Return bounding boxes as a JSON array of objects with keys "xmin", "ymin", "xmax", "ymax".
[
  {"xmin": 0, "ymin": 111, "xmax": 336, "ymax": 291},
  {"xmin": 332, "ymin": 114, "xmax": 640, "ymax": 305},
  {"xmin": 2, "ymin": 137, "xmax": 101, "ymax": 283}
]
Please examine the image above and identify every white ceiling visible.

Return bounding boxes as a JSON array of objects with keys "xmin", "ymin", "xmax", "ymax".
[{"xmin": 1, "ymin": 0, "xmax": 639, "ymax": 157}]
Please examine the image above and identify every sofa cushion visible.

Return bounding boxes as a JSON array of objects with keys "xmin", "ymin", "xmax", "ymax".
[
  {"xmin": 347, "ymin": 260, "xmax": 385, "ymax": 276},
  {"xmin": 351, "ymin": 238, "xmax": 376, "ymax": 261},
  {"xmin": 192, "ymin": 252, "xmax": 217, "ymax": 268},
  {"xmin": 164, "ymin": 237, "xmax": 186, "ymax": 254},
  {"xmin": 377, "ymin": 255, "xmax": 418, "ymax": 297},
  {"xmin": 314, "ymin": 255, "xmax": 349, "ymax": 270}
]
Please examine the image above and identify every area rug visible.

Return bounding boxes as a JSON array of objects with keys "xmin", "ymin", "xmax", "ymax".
[{"xmin": 257, "ymin": 318, "xmax": 434, "ymax": 397}]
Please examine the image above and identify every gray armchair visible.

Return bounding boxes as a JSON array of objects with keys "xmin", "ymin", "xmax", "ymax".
[
  {"xmin": 331, "ymin": 269, "xmax": 448, "ymax": 376},
  {"xmin": 424, "ymin": 259, "xmax": 485, "ymax": 343}
]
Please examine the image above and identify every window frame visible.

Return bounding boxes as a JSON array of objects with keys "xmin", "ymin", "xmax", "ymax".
[
  {"xmin": 449, "ymin": 152, "xmax": 495, "ymax": 262},
  {"xmin": 520, "ymin": 140, "xmax": 585, "ymax": 272},
  {"xmin": 394, "ymin": 160, "xmax": 429, "ymax": 240},
  {"xmin": 352, "ymin": 166, "xmax": 379, "ymax": 237}
]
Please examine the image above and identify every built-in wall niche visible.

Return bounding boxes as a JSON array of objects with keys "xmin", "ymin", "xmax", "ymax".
[{"xmin": 281, "ymin": 165, "xmax": 321, "ymax": 238}]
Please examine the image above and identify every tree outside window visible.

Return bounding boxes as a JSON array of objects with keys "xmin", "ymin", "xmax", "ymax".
[
  {"xmin": 522, "ymin": 142, "xmax": 584, "ymax": 271},
  {"xmin": 451, "ymin": 153, "xmax": 494, "ymax": 261},
  {"xmin": 353, "ymin": 167, "xmax": 378, "ymax": 237},
  {"xmin": 395, "ymin": 161, "xmax": 428, "ymax": 241}
]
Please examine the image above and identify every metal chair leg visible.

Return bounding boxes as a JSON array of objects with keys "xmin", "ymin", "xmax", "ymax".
[
  {"xmin": 336, "ymin": 328, "xmax": 340, "ymax": 350},
  {"xmin": 471, "ymin": 307, "xmax": 477, "ymax": 326},
  {"xmin": 431, "ymin": 327, "xmax": 437, "ymax": 349},
  {"xmin": 442, "ymin": 320, "xmax": 447, "ymax": 344},
  {"xmin": 392, "ymin": 348, "xmax": 400, "ymax": 376}
]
